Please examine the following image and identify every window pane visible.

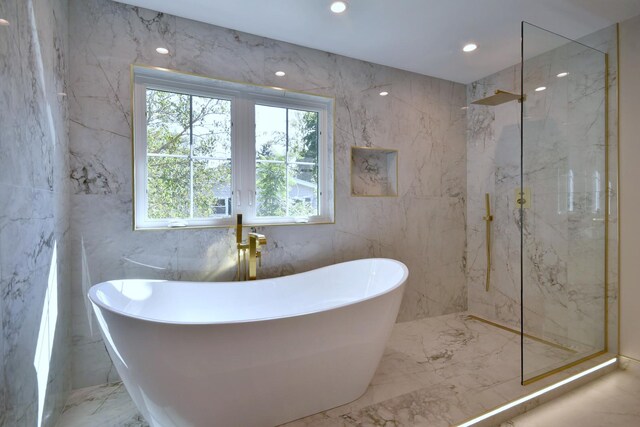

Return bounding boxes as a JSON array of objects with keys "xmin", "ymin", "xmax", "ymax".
[
  {"xmin": 288, "ymin": 164, "xmax": 318, "ymax": 216},
  {"xmin": 135, "ymin": 67, "xmax": 333, "ymax": 229},
  {"xmin": 192, "ymin": 96, "xmax": 232, "ymax": 159},
  {"xmin": 211, "ymin": 199, "xmax": 231, "ymax": 215},
  {"xmin": 146, "ymin": 89, "xmax": 190, "ymax": 156},
  {"xmin": 147, "ymin": 156, "xmax": 190, "ymax": 219},
  {"xmin": 256, "ymin": 105, "xmax": 286, "ymax": 161},
  {"xmin": 256, "ymin": 161, "xmax": 286, "ymax": 217},
  {"xmin": 193, "ymin": 159, "xmax": 232, "ymax": 217},
  {"xmin": 288, "ymin": 109, "xmax": 319, "ymax": 164}
]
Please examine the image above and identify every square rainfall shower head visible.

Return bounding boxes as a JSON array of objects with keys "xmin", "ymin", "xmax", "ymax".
[{"xmin": 471, "ymin": 90, "xmax": 523, "ymax": 106}]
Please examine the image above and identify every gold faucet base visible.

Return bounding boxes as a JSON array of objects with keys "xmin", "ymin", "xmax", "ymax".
[
  {"xmin": 248, "ymin": 232, "xmax": 266, "ymax": 280},
  {"xmin": 234, "ymin": 214, "xmax": 267, "ymax": 281},
  {"xmin": 236, "ymin": 243, "xmax": 249, "ymax": 281}
]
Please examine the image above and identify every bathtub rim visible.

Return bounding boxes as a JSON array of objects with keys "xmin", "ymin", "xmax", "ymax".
[{"xmin": 88, "ymin": 257, "xmax": 409, "ymax": 326}]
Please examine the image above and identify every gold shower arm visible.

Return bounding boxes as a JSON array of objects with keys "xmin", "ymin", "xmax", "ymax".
[{"xmin": 483, "ymin": 193, "xmax": 494, "ymax": 292}]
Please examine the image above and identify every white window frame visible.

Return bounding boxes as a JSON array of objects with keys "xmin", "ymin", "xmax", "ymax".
[{"xmin": 132, "ymin": 65, "xmax": 334, "ymax": 230}]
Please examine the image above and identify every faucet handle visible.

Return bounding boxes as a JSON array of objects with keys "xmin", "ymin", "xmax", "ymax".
[{"xmin": 248, "ymin": 232, "xmax": 267, "ymax": 246}]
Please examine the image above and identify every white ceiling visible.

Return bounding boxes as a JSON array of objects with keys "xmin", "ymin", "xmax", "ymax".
[{"xmin": 114, "ymin": 0, "xmax": 640, "ymax": 83}]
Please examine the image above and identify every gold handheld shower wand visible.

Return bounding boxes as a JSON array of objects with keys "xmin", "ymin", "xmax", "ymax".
[
  {"xmin": 483, "ymin": 193, "xmax": 493, "ymax": 292},
  {"xmin": 236, "ymin": 214, "xmax": 249, "ymax": 281}
]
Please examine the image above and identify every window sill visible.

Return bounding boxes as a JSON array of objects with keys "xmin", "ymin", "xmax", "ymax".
[{"xmin": 133, "ymin": 217, "xmax": 334, "ymax": 231}]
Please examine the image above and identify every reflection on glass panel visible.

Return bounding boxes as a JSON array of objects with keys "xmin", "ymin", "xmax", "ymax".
[
  {"xmin": 287, "ymin": 164, "xmax": 318, "ymax": 216},
  {"xmin": 256, "ymin": 105, "xmax": 286, "ymax": 161},
  {"xmin": 256, "ymin": 161, "xmax": 286, "ymax": 217},
  {"xmin": 288, "ymin": 109, "xmax": 319, "ymax": 163},
  {"xmin": 146, "ymin": 89, "xmax": 191, "ymax": 155},
  {"xmin": 522, "ymin": 22, "xmax": 606, "ymax": 383},
  {"xmin": 147, "ymin": 156, "xmax": 190, "ymax": 219},
  {"xmin": 193, "ymin": 159, "xmax": 232, "ymax": 217},
  {"xmin": 593, "ymin": 171, "xmax": 601, "ymax": 213},
  {"xmin": 192, "ymin": 95, "xmax": 232, "ymax": 159}
]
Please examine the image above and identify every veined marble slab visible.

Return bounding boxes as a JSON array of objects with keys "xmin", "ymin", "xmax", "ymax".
[
  {"xmin": 0, "ymin": 0, "xmax": 72, "ymax": 425},
  {"xmin": 68, "ymin": 0, "xmax": 468, "ymax": 389}
]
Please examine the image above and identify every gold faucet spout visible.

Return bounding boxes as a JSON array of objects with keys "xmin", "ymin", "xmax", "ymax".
[{"xmin": 252, "ymin": 233, "xmax": 267, "ymax": 245}]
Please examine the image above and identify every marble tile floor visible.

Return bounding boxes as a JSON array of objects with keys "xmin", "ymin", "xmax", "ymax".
[
  {"xmin": 501, "ymin": 357, "xmax": 640, "ymax": 427},
  {"xmin": 56, "ymin": 312, "xmax": 590, "ymax": 427}
]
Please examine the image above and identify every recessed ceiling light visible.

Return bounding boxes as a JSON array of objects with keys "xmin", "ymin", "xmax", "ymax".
[
  {"xmin": 379, "ymin": 91, "xmax": 389, "ymax": 96},
  {"xmin": 57, "ymin": 92, "xmax": 67, "ymax": 97},
  {"xmin": 155, "ymin": 47, "xmax": 169, "ymax": 55},
  {"xmin": 0, "ymin": 19, "xmax": 9, "ymax": 26},
  {"xmin": 535, "ymin": 86, "xmax": 546, "ymax": 92},
  {"xmin": 330, "ymin": 1, "xmax": 347, "ymax": 14},
  {"xmin": 557, "ymin": 72, "xmax": 569, "ymax": 78},
  {"xmin": 463, "ymin": 43, "xmax": 477, "ymax": 52},
  {"xmin": 461, "ymin": 106, "xmax": 468, "ymax": 110},
  {"xmin": 275, "ymin": 71, "xmax": 286, "ymax": 77}
]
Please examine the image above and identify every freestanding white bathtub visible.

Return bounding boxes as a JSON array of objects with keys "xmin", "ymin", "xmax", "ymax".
[{"xmin": 88, "ymin": 258, "xmax": 408, "ymax": 427}]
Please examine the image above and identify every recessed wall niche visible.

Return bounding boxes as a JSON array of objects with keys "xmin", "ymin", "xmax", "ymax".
[{"xmin": 350, "ymin": 146, "xmax": 398, "ymax": 197}]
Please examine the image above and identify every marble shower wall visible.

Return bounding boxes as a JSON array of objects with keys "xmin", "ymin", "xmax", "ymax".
[
  {"xmin": 466, "ymin": 25, "xmax": 618, "ymax": 355},
  {"xmin": 68, "ymin": 0, "xmax": 467, "ymax": 389},
  {"xmin": 0, "ymin": 0, "xmax": 71, "ymax": 426}
]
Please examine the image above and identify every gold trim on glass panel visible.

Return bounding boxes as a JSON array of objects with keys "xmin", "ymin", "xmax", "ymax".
[
  {"xmin": 604, "ymin": 52, "xmax": 610, "ymax": 354},
  {"xmin": 467, "ymin": 315, "xmax": 576, "ymax": 354},
  {"xmin": 616, "ymin": 23, "xmax": 622, "ymax": 357},
  {"xmin": 129, "ymin": 64, "xmax": 336, "ymax": 230},
  {"xmin": 469, "ymin": 317, "xmax": 611, "ymax": 390},
  {"xmin": 350, "ymin": 146, "xmax": 399, "ymax": 198},
  {"xmin": 522, "ymin": 350, "xmax": 609, "ymax": 386}
]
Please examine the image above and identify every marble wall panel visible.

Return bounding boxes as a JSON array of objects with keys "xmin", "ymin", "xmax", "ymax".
[
  {"xmin": 68, "ymin": 0, "xmax": 468, "ymax": 388},
  {"xmin": 0, "ymin": 0, "xmax": 71, "ymax": 425}
]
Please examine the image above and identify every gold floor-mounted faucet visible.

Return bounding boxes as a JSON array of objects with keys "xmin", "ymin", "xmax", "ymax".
[
  {"xmin": 248, "ymin": 232, "xmax": 266, "ymax": 280},
  {"xmin": 235, "ymin": 214, "xmax": 267, "ymax": 281}
]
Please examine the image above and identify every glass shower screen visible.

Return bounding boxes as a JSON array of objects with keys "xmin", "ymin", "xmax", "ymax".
[{"xmin": 520, "ymin": 22, "xmax": 608, "ymax": 384}]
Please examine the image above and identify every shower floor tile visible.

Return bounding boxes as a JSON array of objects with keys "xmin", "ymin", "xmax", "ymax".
[{"xmin": 56, "ymin": 313, "xmax": 587, "ymax": 427}]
